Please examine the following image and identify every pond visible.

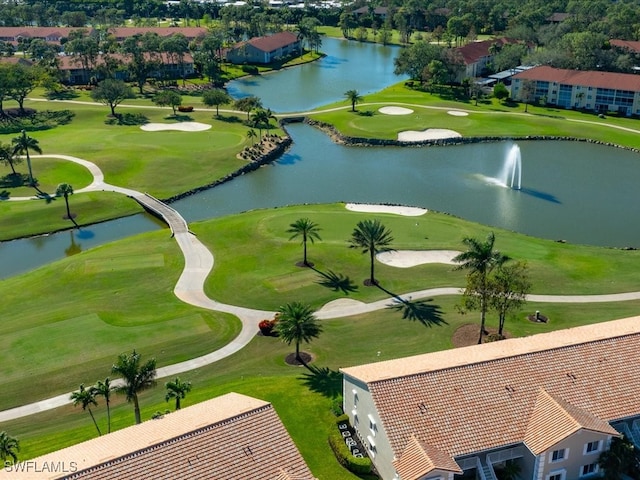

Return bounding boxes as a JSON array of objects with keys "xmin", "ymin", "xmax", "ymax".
[{"xmin": 2, "ymin": 39, "xmax": 640, "ymax": 280}]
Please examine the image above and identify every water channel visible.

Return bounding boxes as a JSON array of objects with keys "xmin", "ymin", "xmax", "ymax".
[{"xmin": 2, "ymin": 38, "xmax": 640, "ymax": 280}]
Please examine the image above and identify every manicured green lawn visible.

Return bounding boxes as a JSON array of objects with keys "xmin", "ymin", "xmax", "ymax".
[
  {"xmin": 1, "ymin": 203, "xmax": 640, "ymax": 479},
  {"xmin": 0, "ymin": 157, "xmax": 93, "ymax": 198},
  {"xmin": 3, "ymin": 293, "xmax": 640, "ymax": 478},
  {"xmin": 0, "ymin": 192, "xmax": 143, "ymax": 241},
  {"xmin": 0, "ymin": 228, "xmax": 240, "ymax": 411},
  {"xmin": 310, "ymin": 84, "xmax": 640, "ymax": 149},
  {"xmin": 3, "ymin": 66, "xmax": 640, "ymax": 479},
  {"xmin": 197, "ymin": 203, "xmax": 640, "ymax": 310}
]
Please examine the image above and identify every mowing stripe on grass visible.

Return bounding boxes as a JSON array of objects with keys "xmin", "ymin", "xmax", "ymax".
[
  {"xmin": 1, "ymin": 312, "xmax": 211, "ymax": 382},
  {"xmin": 83, "ymin": 254, "xmax": 165, "ymax": 273},
  {"xmin": 267, "ymin": 269, "xmax": 319, "ymax": 292}
]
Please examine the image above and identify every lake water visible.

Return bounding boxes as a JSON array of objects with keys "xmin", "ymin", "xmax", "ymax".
[
  {"xmin": 226, "ymin": 37, "xmax": 404, "ymax": 112},
  {"xmin": 2, "ymin": 39, "xmax": 640, "ymax": 279}
]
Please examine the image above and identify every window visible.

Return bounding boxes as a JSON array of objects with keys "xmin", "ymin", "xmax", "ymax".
[
  {"xmin": 584, "ymin": 440, "xmax": 601, "ymax": 454},
  {"xmin": 581, "ymin": 462, "xmax": 598, "ymax": 476},
  {"xmin": 551, "ymin": 448, "xmax": 566, "ymax": 462},
  {"xmin": 546, "ymin": 470, "xmax": 565, "ymax": 480},
  {"xmin": 368, "ymin": 414, "xmax": 377, "ymax": 436}
]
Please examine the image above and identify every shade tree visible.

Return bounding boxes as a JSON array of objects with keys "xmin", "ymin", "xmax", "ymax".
[
  {"xmin": 91, "ymin": 79, "xmax": 135, "ymax": 116},
  {"xmin": 202, "ymin": 88, "xmax": 231, "ymax": 117}
]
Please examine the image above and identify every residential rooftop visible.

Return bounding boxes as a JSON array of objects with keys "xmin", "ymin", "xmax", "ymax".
[
  {"xmin": 0, "ymin": 392, "xmax": 315, "ymax": 480},
  {"xmin": 342, "ymin": 315, "xmax": 640, "ymax": 457}
]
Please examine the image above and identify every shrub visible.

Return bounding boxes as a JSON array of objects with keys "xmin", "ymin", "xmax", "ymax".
[
  {"xmin": 328, "ymin": 414, "xmax": 372, "ymax": 475},
  {"xmin": 485, "ymin": 333, "xmax": 506, "ymax": 342},
  {"xmin": 241, "ymin": 65, "xmax": 259, "ymax": 75},
  {"xmin": 258, "ymin": 319, "xmax": 277, "ymax": 336},
  {"xmin": 178, "ymin": 106, "xmax": 194, "ymax": 112}
]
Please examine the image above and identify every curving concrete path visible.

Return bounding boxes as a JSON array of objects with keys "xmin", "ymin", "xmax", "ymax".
[{"xmin": 4, "ymin": 152, "xmax": 640, "ymax": 423}]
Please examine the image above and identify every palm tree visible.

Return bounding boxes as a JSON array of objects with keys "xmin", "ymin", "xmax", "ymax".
[
  {"xmin": 263, "ymin": 108, "xmax": 276, "ymax": 136},
  {"xmin": 165, "ymin": 377, "xmax": 192, "ymax": 410},
  {"xmin": 246, "ymin": 129, "xmax": 258, "ymax": 145},
  {"xmin": 111, "ymin": 350, "xmax": 157, "ymax": 425},
  {"xmin": 349, "ymin": 219, "xmax": 394, "ymax": 285},
  {"xmin": 287, "ymin": 218, "xmax": 321, "ymax": 267},
  {"xmin": 344, "ymin": 89, "xmax": 363, "ymax": 112},
  {"xmin": 274, "ymin": 302, "xmax": 322, "ymax": 368},
  {"xmin": 0, "ymin": 142, "xmax": 22, "ymax": 175},
  {"xmin": 70, "ymin": 384, "xmax": 102, "ymax": 436},
  {"xmin": 11, "ymin": 130, "xmax": 42, "ymax": 188},
  {"xmin": 251, "ymin": 108, "xmax": 270, "ymax": 139},
  {"xmin": 453, "ymin": 232, "xmax": 510, "ymax": 344},
  {"xmin": 0, "ymin": 431, "xmax": 19, "ymax": 465},
  {"xmin": 92, "ymin": 378, "xmax": 114, "ymax": 433},
  {"xmin": 598, "ymin": 435, "xmax": 640, "ymax": 479},
  {"xmin": 56, "ymin": 183, "xmax": 78, "ymax": 228}
]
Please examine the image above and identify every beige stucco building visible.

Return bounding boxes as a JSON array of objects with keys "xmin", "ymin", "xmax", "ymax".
[{"xmin": 342, "ymin": 316, "xmax": 640, "ymax": 480}]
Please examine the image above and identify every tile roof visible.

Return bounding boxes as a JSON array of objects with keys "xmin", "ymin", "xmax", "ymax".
[
  {"xmin": 0, "ymin": 393, "xmax": 315, "ymax": 480},
  {"xmin": 246, "ymin": 31, "xmax": 299, "ymax": 53},
  {"xmin": 342, "ymin": 316, "xmax": 640, "ymax": 464},
  {"xmin": 513, "ymin": 65, "xmax": 640, "ymax": 92},
  {"xmin": 0, "ymin": 27, "xmax": 83, "ymax": 41},
  {"xmin": 456, "ymin": 38, "xmax": 519, "ymax": 65},
  {"xmin": 57, "ymin": 52, "xmax": 194, "ymax": 70},
  {"xmin": 107, "ymin": 27, "xmax": 207, "ymax": 39},
  {"xmin": 524, "ymin": 389, "xmax": 618, "ymax": 455},
  {"xmin": 393, "ymin": 435, "xmax": 462, "ymax": 479},
  {"xmin": 610, "ymin": 39, "xmax": 640, "ymax": 54}
]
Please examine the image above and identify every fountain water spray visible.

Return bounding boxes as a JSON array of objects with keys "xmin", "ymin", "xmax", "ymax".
[{"xmin": 500, "ymin": 144, "xmax": 522, "ymax": 190}]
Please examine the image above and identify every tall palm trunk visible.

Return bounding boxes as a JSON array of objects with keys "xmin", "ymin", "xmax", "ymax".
[
  {"xmin": 106, "ymin": 401, "xmax": 111, "ymax": 433},
  {"xmin": 369, "ymin": 248, "xmax": 376, "ymax": 284},
  {"xmin": 302, "ymin": 234, "xmax": 308, "ymax": 265},
  {"xmin": 25, "ymin": 149, "xmax": 34, "ymax": 186},
  {"xmin": 133, "ymin": 395, "xmax": 142, "ymax": 424},
  {"xmin": 64, "ymin": 195, "xmax": 79, "ymax": 228},
  {"xmin": 88, "ymin": 408, "xmax": 102, "ymax": 436}
]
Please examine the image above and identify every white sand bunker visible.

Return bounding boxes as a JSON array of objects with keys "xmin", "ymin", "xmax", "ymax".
[
  {"xmin": 346, "ymin": 203, "xmax": 427, "ymax": 216},
  {"xmin": 448, "ymin": 110, "xmax": 469, "ymax": 116},
  {"xmin": 377, "ymin": 250, "xmax": 462, "ymax": 268},
  {"xmin": 379, "ymin": 106, "xmax": 414, "ymax": 115},
  {"xmin": 398, "ymin": 129, "xmax": 462, "ymax": 142},
  {"xmin": 140, "ymin": 122, "xmax": 212, "ymax": 132}
]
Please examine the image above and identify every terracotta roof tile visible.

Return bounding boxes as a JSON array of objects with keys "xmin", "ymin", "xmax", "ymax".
[
  {"xmin": 0, "ymin": 393, "xmax": 314, "ymax": 480},
  {"xmin": 513, "ymin": 65, "xmax": 640, "ymax": 91},
  {"xmin": 108, "ymin": 27, "xmax": 207, "ymax": 40},
  {"xmin": 394, "ymin": 435, "xmax": 462, "ymax": 480},
  {"xmin": 456, "ymin": 38, "xmax": 519, "ymax": 65},
  {"xmin": 247, "ymin": 31, "xmax": 299, "ymax": 53},
  {"xmin": 610, "ymin": 39, "xmax": 640, "ymax": 54},
  {"xmin": 524, "ymin": 389, "xmax": 618, "ymax": 454},
  {"xmin": 343, "ymin": 316, "xmax": 640, "ymax": 463}
]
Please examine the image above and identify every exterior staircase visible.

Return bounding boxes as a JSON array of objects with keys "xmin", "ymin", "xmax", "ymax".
[{"xmin": 481, "ymin": 462, "xmax": 498, "ymax": 480}]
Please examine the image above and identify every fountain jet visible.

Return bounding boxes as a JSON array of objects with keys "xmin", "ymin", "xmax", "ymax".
[{"xmin": 500, "ymin": 144, "xmax": 522, "ymax": 190}]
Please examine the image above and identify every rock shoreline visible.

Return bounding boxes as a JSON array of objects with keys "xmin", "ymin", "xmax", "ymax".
[{"xmin": 304, "ymin": 118, "xmax": 640, "ymax": 152}]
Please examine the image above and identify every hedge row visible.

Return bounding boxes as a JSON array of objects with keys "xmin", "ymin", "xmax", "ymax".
[{"xmin": 328, "ymin": 414, "xmax": 372, "ymax": 476}]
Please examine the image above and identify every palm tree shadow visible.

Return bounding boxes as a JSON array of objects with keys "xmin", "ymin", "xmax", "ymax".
[
  {"xmin": 386, "ymin": 297, "xmax": 447, "ymax": 327},
  {"xmin": 299, "ymin": 364, "xmax": 343, "ymax": 399},
  {"xmin": 312, "ymin": 267, "xmax": 359, "ymax": 295}
]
